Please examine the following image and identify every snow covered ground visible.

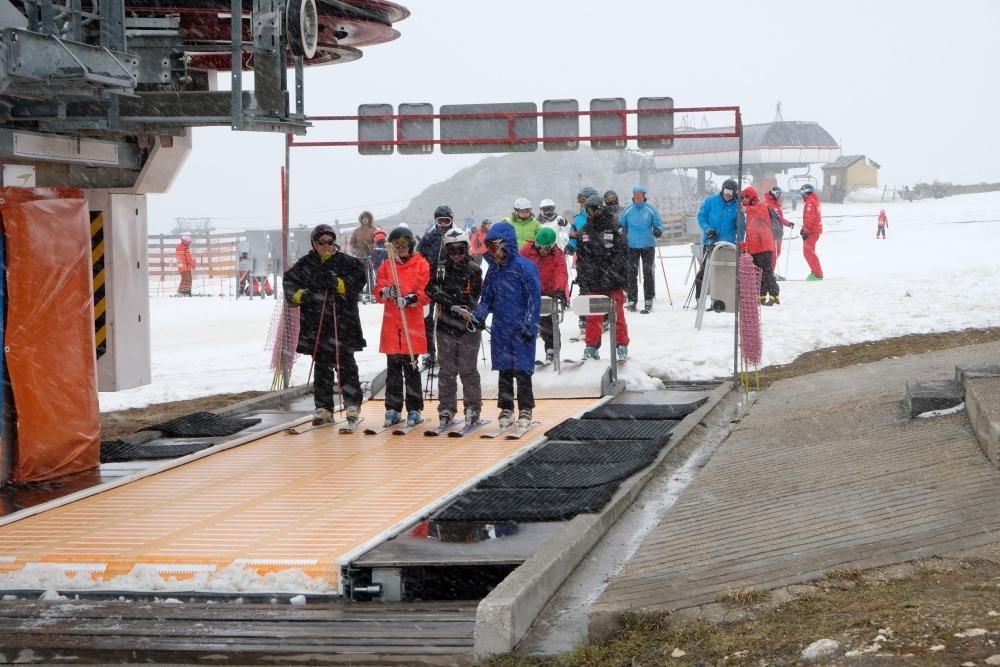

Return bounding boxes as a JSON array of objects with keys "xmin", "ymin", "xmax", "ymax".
[{"xmin": 99, "ymin": 191, "xmax": 1000, "ymax": 412}]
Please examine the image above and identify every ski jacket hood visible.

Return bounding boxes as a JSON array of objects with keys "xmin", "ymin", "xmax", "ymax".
[
  {"xmin": 484, "ymin": 221, "xmax": 519, "ymax": 252},
  {"xmin": 741, "ymin": 186, "xmax": 761, "ymax": 205}
]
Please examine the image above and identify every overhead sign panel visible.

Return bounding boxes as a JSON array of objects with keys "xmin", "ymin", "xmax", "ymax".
[
  {"xmin": 398, "ymin": 102, "xmax": 434, "ymax": 155},
  {"xmin": 541, "ymin": 99, "xmax": 579, "ymax": 151},
  {"xmin": 589, "ymin": 98, "xmax": 626, "ymax": 150},
  {"xmin": 637, "ymin": 96, "xmax": 675, "ymax": 149},
  {"xmin": 357, "ymin": 103, "xmax": 394, "ymax": 155},
  {"xmin": 440, "ymin": 102, "xmax": 537, "ymax": 155}
]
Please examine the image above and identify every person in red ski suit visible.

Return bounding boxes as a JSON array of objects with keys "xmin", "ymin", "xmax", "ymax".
[
  {"xmin": 877, "ymin": 209, "xmax": 889, "ymax": 239},
  {"xmin": 799, "ymin": 184, "xmax": 824, "ymax": 280},
  {"xmin": 764, "ymin": 186, "xmax": 795, "ymax": 274},
  {"xmin": 374, "ymin": 226, "xmax": 431, "ymax": 428},
  {"xmin": 740, "ymin": 187, "xmax": 779, "ymax": 305},
  {"xmin": 175, "ymin": 234, "xmax": 195, "ymax": 296}
]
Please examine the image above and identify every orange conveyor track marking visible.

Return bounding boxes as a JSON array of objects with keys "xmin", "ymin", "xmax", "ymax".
[{"xmin": 0, "ymin": 399, "xmax": 595, "ymax": 590}]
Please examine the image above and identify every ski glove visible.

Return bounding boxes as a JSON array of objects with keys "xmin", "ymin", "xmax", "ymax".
[
  {"xmin": 800, "ymin": 228, "xmax": 810, "ymax": 240},
  {"xmin": 404, "ymin": 293, "xmax": 419, "ymax": 306},
  {"xmin": 788, "ymin": 222, "xmax": 795, "ymax": 229},
  {"xmin": 320, "ymin": 272, "xmax": 345, "ymax": 296},
  {"xmin": 290, "ymin": 288, "xmax": 307, "ymax": 306},
  {"xmin": 563, "ymin": 245, "xmax": 575, "ymax": 256},
  {"xmin": 705, "ymin": 229, "xmax": 718, "ymax": 244},
  {"xmin": 380, "ymin": 286, "xmax": 399, "ymax": 300},
  {"xmin": 652, "ymin": 227, "xmax": 663, "ymax": 238},
  {"xmin": 520, "ymin": 323, "xmax": 536, "ymax": 344}
]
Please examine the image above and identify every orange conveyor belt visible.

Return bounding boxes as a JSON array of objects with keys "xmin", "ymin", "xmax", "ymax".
[{"xmin": 0, "ymin": 399, "xmax": 595, "ymax": 591}]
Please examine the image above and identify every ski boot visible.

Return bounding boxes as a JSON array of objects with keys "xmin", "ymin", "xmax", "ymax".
[
  {"xmin": 805, "ymin": 273, "xmax": 823, "ymax": 281},
  {"xmin": 710, "ymin": 300, "xmax": 727, "ymax": 313},
  {"xmin": 583, "ymin": 346, "xmax": 600, "ymax": 360},
  {"xmin": 345, "ymin": 405, "xmax": 361, "ymax": 426},
  {"xmin": 769, "ymin": 295, "xmax": 781, "ymax": 306},
  {"xmin": 544, "ymin": 349, "xmax": 555, "ymax": 364},
  {"xmin": 438, "ymin": 410, "xmax": 455, "ymax": 429},
  {"xmin": 384, "ymin": 409, "xmax": 402, "ymax": 428},
  {"xmin": 406, "ymin": 410, "xmax": 422, "ymax": 427},
  {"xmin": 498, "ymin": 409, "xmax": 514, "ymax": 428},
  {"xmin": 616, "ymin": 345, "xmax": 629, "ymax": 362},
  {"xmin": 641, "ymin": 299, "xmax": 653, "ymax": 314},
  {"xmin": 625, "ymin": 301, "xmax": 637, "ymax": 313},
  {"xmin": 516, "ymin": 409, "xmax": 532, "ymax": 429},
  {"xmin": 602, "ymin": 317, "xmax": 610, "ymax": 332},
  {"xmin": 759, "ymin": 295, "xmax": 772, "ymax": 307},
  {"xmin": 464, "ymin": 408, "xmax": 481, "ymax": 426},
  {"xmin": 421, "ymin": 354, "xmax": 436, "ymax": 370},
  {"xmin": 312, "ymin": 407, "xmax": 335, "ymax": 426}
]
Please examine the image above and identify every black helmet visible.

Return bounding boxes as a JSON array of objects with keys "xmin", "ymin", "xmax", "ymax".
[
  {"xmin": 721, "ymin": 179, "xmax": 739, "ymax": 196},
  {"xmin": 433, "ymin": 205, "xmax": 454, "ymax": 220},
  {"xmin": 388, "ymin": 225, "xmax": 415, "ymax": 251},
  {"xmin": 768, "ymin": 186, "xmax": 782, "ymax": 200},
  {"xmin": 311, "ymin": 223, "xmax": 336, "ymax": 244},
  {"xmin": 577, "ymin": 186, "xmax": 599, "ymax": 200},
  {"xmin": 603, "ymin": 190, "xmax": 619, "ymax": 206},
  {"xmin": 799, "ymin": 183, "xmax": 815, "ymax": 197},
  {"xmin": 584, "ymin": 193, "xmax": 606, "ymax": 216}
]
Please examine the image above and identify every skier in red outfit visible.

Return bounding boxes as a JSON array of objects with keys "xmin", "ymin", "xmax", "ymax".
[
  {"xmin": 740, "ymin": 187, "xmax": 780, "ymax": 305},
  {"xmin": 799, "ymin": 184, "xmax": 824, "ymax": 280},
  {"xmin": 877, "ymin": 209, "xmax": 889, "ymax": 239},
  {"xmin": 764, "ymin": 186, "xmax": 795, "ymax": 274}
]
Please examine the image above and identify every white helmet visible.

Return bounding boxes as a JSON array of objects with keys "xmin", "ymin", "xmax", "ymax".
[
  {"xmin": 443, "ymin": 227, "xmax": 468, "ymax": 246},
  {"xmin": 398, "ymin": 222, "xmax": 409, "ymax": 229},
  {"xmin": 539, "ymin": 198, "xmax": 556, "ymax": 209},
  {"xmin": 513, "ymin": 197, "xmax": 532, "ymax": 211}
]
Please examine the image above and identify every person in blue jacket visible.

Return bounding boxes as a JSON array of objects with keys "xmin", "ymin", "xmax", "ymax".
[
  {"xmin": 471, "ymin": 222, "xmax": 542, "ymax": 430},
  {"xmin": 695, "ymin": 178, "xmax": 740, "ymax": 310},
  {"xmin": 619, "ymin": 185, "xmax": 664, "ymax": 313}
]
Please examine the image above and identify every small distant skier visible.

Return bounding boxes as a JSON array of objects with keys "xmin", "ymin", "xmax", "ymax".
[
  {"xmin": 575, "ymin": 194, "xmax": 630, "ymax": 361},
  {"xmin": 426, "ymin": 228, "xmax": 483, "ymax": 429},
  {"xmin": 799, "ymin": 184, "xmax": 824, "ymax": 280},
  {"xmin": 740, "ymin": 187, "xmax": 780, "ymax": 306},
  {"xmin": 619, "ymin": 185, "xmax": 664, "ymax": 314},
  {"xmin": 175, "ymin": 234, "xmax": 194, "ymax": 296},
  {"xmin": 877, "ymin": 209, "xmax": 889, "ymax": 239},
  {"xmin": 469, "ymin": 222, "xmax": 541, "ymax": 430},
  {"xmin": 283, "ymin": 224, "xmax": 367, "ymax": 427},
  {"xmin": 375, "ymin": 226, "xmax": 431, "ymax": 428},
  {"xmin": 521, "ymin": 227, "xmax": 569, "ymax": 365},
  {"xmin": 764, "ymin": 186, "xmax": 795, "ymax": 277}
]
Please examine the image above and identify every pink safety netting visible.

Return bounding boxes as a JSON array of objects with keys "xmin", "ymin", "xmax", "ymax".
[
  {"xmin": 267, "ymin": 301, "xmax": 300, "ymax": 374},
  {"xmin": 738, "ymin": 253, "xmax": 763, "ymax": 367}
]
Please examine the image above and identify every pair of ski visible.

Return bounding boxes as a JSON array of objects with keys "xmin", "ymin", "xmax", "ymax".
[
  {"xmin": 290, "ymin": 417, "xmax": 365, "ymax": 435},
  {"xmin": 559, "ymin": 356, "xmax": 628, "ymax": 368},
  {"xmin": 480, "ymin": 420, "xmax": 539, "ymax": 440},
  {"xmin": 424, "ymin": 419, "xmax": 494, "ymax": 438}
]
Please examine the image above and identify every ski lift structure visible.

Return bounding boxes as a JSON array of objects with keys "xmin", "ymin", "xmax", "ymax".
[{"xmin": 787, "ymin": 167, "xmax": 820, "ymax": 193}]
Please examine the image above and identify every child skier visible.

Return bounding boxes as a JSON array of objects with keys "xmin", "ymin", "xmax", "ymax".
[
  {"xmin": 374, "ymin": 226, "xmax": 431, "ymax": 428},
  {"xmin": 426, "ymin": 228, "xmax": 484, "ymax": 428},
  {"xmin": 521, "ymin": 226, "xmax": 569, "ymax": 365},
  {"xmin": 283, "ymin": 224, "xmax": 368, "ymax": 426},
  {"xmin": 471, "ymin": 222, "xmax": 541, "ymax": 429},
  {"xmin": 740, "ymin": 187, "xmax": 780, "ymax": 306},
  {"xmin": 575, "ymin": 194, "xmax": 630, "ymax": 361},
  {"xmin": 877, "ymin": 209, "xmax": 889, "ymax": 239}
]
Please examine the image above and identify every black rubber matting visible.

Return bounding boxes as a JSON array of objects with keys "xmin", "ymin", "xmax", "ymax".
[
  {"xmin": 544, "ymin": 418, "xmax": 677, "ymax": 441},
  {"xmin": 140, "ymin": 412, "xmax": 262, "ymax": 437},
  {"xmin": 583, "ymin": 399, "xmax": 706, "ymax": 421},
  {"xmin": 478, "ymin": 459, "xmax": 651, "ymax": 489},
  {"xmin": 521, "ymin": 439, "xmax": 667, "ymax": 465},
  {"xmin": 100, "ymin": 440, "xmax": 215, "ymax": 463},
  {"xmin": 435, "ymin": 486, "xmax": 618, "ymax": 521}
]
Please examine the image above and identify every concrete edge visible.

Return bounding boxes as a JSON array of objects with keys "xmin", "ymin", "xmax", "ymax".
[
  {"xmin": 212, "ymin": 383, "xmax": 315, "ymax": 417},
  {"xmin": 472, "ymin": 381, "xmax": 734, "ymax": 659},
  {"xmin": 965, "ymin": 378, "xmax": 1000, "ymax": 467}
]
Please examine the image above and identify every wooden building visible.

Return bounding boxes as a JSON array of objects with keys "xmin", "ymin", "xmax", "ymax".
[{"xmin": 822, "ymin": 155, "xmax": 881, "ymax": 201}]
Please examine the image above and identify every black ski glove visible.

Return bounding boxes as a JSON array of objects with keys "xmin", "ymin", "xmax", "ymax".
[
  {"xmin": 800, "ymin": 228, "xmax": 810, "ymax": 241},
  {"xmin": 705, "ymin": 229, "xmax": 718, "ymax": 244},
  {"xmin": 653, "ymin": 227, "xmax": 663, "ymax": 238}
]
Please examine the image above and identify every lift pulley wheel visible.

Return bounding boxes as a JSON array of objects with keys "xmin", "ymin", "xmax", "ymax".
[{"xmin": 286, "ymin": 0, "xmax": 319, "ymax": 59}]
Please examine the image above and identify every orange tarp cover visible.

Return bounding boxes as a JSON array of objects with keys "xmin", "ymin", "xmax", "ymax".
[{"xmin": 2, "ymin": 188, "xmax": 99, "ymax": 482}]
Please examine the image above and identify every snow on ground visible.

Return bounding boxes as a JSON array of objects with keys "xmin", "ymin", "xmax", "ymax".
[{"xmin": 100, "ymin": 191, "xmax": 1000, "ymax": 412}]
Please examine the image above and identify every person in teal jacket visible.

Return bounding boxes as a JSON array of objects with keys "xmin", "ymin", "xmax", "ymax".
[
  {"xmin": 618, "ymin": 185, "xmax": 664, "ymax": 313},
  {"xmin": 695, "ymin": 179, "xmax": 740, "ymax": 307}
]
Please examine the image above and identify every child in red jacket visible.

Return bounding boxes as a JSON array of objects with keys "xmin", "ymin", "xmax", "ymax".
[
  {"xmin": 877, "ymin": 209, "xmax": 888, "ymax": 239},
  {"xmin": 374, "ymin": 226, "xmax": 431, "ymax": 428},
  {"xmin": 521, "ymin": 227, "xmax": 569, "ymax": 364},
  {"xmin": 740, "ymin": 187, "xmax": 780, "ymax": 305}
]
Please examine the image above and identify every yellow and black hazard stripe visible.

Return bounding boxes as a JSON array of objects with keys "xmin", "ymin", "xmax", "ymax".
[{"xmin": 90, "ymin": 211, "xmax": 106, "ymax": 360}]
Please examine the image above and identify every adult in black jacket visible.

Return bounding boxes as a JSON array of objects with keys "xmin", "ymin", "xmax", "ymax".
[
  {"xmin": 426, "ymin": 228, "xmax": 484, "ymax": 427},
  {"xmin": 284, "ymin": 224, "xmax": 367, "ymax": 425},
  {"xmin": 575, "ymin": 195, "xmax": 631, "ymax": 361},
  {"xmin": 415, "ymin": 204, "xmax": 455, "ymax": 368}
]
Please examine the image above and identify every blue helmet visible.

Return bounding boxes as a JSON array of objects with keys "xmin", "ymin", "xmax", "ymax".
[
  {"xmin": 578, "ymin": 186, "xmax": 599, "ymax": 199},
  {"xmin": 632, "ymin": 185, "xmax": 647, "ymax": 195}
]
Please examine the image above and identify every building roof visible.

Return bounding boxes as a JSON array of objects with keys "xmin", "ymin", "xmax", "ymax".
[
  {"xmin": 656, "ymin": 121, "xmax": 839, "ymax": 155},
  {"xmin": 823, "ymin": 155, "xmax": 881, "ymax": 170}
]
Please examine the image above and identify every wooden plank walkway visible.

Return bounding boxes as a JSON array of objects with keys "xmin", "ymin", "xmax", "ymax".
[
  {"xmin": 593, "ymin": 342, "xmax": 1000, "ymax": 614},
  {"xmin": 0, "ymin": 599, "xmax": 476, "ymax": 665}
]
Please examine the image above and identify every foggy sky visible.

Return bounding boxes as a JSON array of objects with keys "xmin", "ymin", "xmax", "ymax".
[{"xmin": 147, "ymin": 0, "xmax": 999, "ymax": 233}]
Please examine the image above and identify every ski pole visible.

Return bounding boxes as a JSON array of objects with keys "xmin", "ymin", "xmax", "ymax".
[
  {"xmin": 657, "ymin": 247, "xmax": 673, "ymax": 306},
  {"xmin": 330, "ymin": 282, "xmax": 345, "ymax": 415},
  {"xmin": 305, "ymin": 289, "xmax": 329, "ymax": 388},
  {"xmin": 386, "ymin": 243, "xmax": 417, "ymax": 368}
]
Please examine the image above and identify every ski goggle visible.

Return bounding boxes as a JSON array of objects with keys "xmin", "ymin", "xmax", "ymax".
[
  {"xmin": 486, "ymin": 239, "xmax": 506, "ymax": 251},
  {"xmin": 314, "ymin": 237, "xmax": 335, "ymax": 246},
  {"xmin": 435, "ymin": 217, "xmax": 453, "ymax": 225},
  {"xmin": 540, "ymin": 206, "xmax": 556, "ymax": 214},
  {"xmin": 391, "ymin": 238, "xmax": 411, "ymax": 250},
  {"xmin": 722, "ymin": 188, "xmax": 735, "ymax": 197},
  {"xmin": 446, "ymin": 244, "xmax": 467, "ymax": 255}
]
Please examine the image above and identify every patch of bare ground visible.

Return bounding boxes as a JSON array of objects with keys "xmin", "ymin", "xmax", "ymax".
[{"xmin": 100, "ymin": 391, "xmax": 267, "ymax": 440}]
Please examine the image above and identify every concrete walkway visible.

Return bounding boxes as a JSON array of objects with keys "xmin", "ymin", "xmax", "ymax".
[{"xmin": 590, "ymin": 341, "xmax": 1000, "ymax": 630}]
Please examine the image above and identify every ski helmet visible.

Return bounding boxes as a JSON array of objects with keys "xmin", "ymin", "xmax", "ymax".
[
  {"xmin": 539, "ymin": 198, "xmax": 556, "ymax": 210},
  {"xmin": 535, "ymin": 227, "xmax": 557, "ymax": 249},
  {"xmin": 578, "ymin": 186, "xmax": 599, "ymax": 200},
  {"xmin": 433, "ymin": 205, "xmax": 454, "ymax": 220},
  {"xmin": 180, "ymin": 234, "xmax": 192, "ymax": 244},
  {"xmin": 388, "ymin": 225, "xmax": 415, "ymax": 251},
  {"xmin": 584, "ymin": 193, "xmax": 606, "ymax": 216},
  {"xmin": 398, "ymin": 222, "xmax": 409, "ymax": 229},
  {"xmin": 513, "ymin": 197, "xmax": 532, "ymax": 211},
  {"xmin": 443, "ymin": 227, "xmax": 469, "ymax": 246},
  {"xmin": 373, "ymin": 228, "xmax": 387, "ymax": 242},
  {"xmin": 310, "ymin": 224, "xmax": 336, "ymax": 244},
  {"xmin": 768, "ymin": 186, "xmax": 782, "ymax": 201},
  {"xmin": 604, "ymin": 190, "xmax": 620, "ymax": 206},
  {"xmin": 799, "ymin": 183, "xmax": 816, "ymax": 197}
]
